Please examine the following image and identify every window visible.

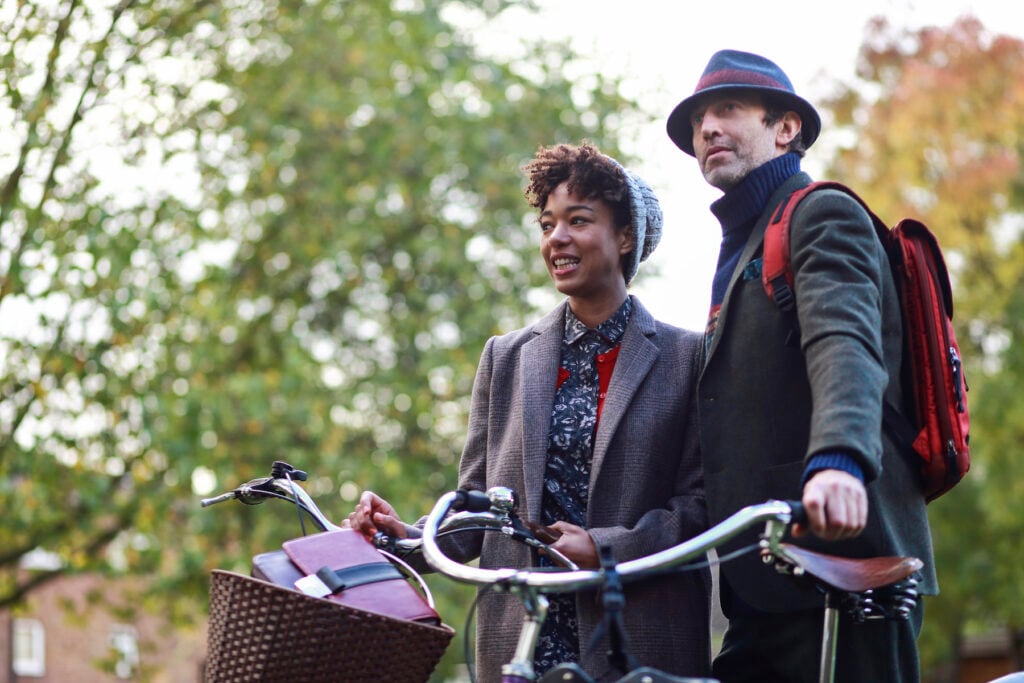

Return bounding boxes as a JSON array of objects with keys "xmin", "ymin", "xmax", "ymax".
[
  {"xmin": 12, "ymin": 618, "xmax": 45, "ymax": 677},
  {"xmin": 109, "ymin": 624, "xmax": 140, "ymax": 679}
]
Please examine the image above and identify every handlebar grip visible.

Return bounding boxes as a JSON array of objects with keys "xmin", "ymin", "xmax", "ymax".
[
  {"xmin": 786, "ymin": 500, "xmax": 808, "ymax": 526},
  {"xmin": 452, "ymin": 489, "xmax": 492, "ymax": 513},
  {"xmin": 200, "ymin": 491, "xmax": 237, "ymax": 507}
]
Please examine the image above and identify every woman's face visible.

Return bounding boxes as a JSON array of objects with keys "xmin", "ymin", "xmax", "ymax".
[{"xmin": 539, "ymin": 182, "xmax": 632, "ymax": 306}]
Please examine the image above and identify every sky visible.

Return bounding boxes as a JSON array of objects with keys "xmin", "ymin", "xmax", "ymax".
[{"xmin": 474, "ymin": 0, "xmax": 1022, "ymax": 331}]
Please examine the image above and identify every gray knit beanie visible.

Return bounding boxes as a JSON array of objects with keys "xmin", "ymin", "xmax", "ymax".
[{"xmin": 607, "ymin": 158, "xmax": 663, "ymax": 285}]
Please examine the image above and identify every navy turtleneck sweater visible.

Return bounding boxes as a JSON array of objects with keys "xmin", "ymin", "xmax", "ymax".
[
  {"xmin": 708, "ymin": 152, "xmax": 800, "ymax": 320},
  {"xmin": 703, "ymin": 153, "xmax": 863, "ymax": 494}
]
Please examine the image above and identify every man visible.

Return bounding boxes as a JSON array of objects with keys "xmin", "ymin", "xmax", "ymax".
[{"xmin": 666, "ymin": 49, "xmax": 936, "ymax": 682}]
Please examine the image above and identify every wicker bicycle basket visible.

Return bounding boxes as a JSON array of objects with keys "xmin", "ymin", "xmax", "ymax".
[{"xmin": 205, "ymin": 570, "xmax": 454, "ymax": 682}]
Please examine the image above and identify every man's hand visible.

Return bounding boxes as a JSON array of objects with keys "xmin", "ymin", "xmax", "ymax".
[
  {"xmin": 794, "ymin": 470, "xmax": 867, "ymax": 541},
  {"xmin": 343, "ymin": 491, "xmax": 408, "ymax": 540},
  {"xmin": 544, "ymin": 522, "xmax": 599, "ymax": 569}
]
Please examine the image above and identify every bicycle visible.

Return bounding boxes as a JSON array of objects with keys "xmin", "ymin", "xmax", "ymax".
[
  {"xmin": 199, "ymin": 462, "xmax": 572, "ymax": 683},
  {"xmin": 416, "ymin": 489, "xmax": 923, "ymax": 683},
  {"xmin": 198, "ymin": 464, "xmax": 923, "ymax": 683}
]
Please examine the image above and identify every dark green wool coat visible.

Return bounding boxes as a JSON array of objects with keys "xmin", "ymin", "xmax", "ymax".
[{"xmin": 698, "ymin": 171, "xmax": 938, "ymax": 613}]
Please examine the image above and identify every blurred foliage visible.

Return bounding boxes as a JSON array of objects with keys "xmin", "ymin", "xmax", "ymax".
[
  {"xmin": 821, "ymin": 15, "xmax": 1024, "ymax": 678},
  {"xmin": 0, "ymin": 0, "xmax": 635, "ymax": 678}
]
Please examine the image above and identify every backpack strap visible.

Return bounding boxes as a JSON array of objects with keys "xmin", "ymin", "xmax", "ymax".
[
  {"xmin": 762, "ymin": 183, "xmax": 814, "ymax": 314},
  {"xmin": 762, "ymin": 181, "xmax": 886, "ymax": 310},
  {"xmin": 762, "ymin": 182, "xmax": 818, "ymax": 346},
  {"xmin": 762, "ymin": 180, "xmax": 894, "ymax": 313}
]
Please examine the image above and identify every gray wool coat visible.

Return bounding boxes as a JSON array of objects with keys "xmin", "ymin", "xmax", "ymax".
[
  {"xmin": 439, "ymin": 296, "xmax": 711, "ymax": 683},
  {"xmin": 698, "ymin": 171, "xmax": 938, "ymax": 614}
]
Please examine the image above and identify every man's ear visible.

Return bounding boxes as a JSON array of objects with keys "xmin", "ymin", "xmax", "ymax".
[{"xmin": 776, "ymin": 111, "xmax": 802, "ymax": 149}]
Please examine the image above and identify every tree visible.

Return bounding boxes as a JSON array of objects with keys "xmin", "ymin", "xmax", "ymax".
[
  {"xmin": 0, "ymin": 0, "xmax": 637, "ymax": 676},
  {"xmin": 0, "ymin": 0, "xmax": 222, "ymax": 609},
  {"xmin": 821, "ymin": 15, "xmax": 1024, "ymax": 678}
]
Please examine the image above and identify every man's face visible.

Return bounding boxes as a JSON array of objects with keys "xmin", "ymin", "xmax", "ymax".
[{"xmin": 689, "ymin": 92, "xmax": 794, "ymax": 191}]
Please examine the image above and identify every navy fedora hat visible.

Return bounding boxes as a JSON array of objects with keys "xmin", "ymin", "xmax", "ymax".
[{"xmin": 666, "ymin": 49, "xmax": 821, "ymax": 156}]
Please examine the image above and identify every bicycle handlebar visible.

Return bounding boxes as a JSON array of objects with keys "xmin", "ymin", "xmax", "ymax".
[
  {"xmin": 381, "ymin": 487, "xmax": 579, "ymax": 570},
  {"xmin": 421, "ymin": 491, "xmax": 804, "ymax": 593},
  {"xmin": 788, "ymin": 500, "xmax": 808, "ymax": 527},
  {"xmin": 201, "ymin": 465, "xmax": 577, "ymax": 569},
  {"xmin": 453, "ymin": 488, "xmax": 494, "ymax": 513},
  {"xmin": 201, "ymin": 469, "xmax": 342, "ymax": 533}
]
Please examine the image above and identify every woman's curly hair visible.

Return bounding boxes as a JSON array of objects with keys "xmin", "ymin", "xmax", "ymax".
[{"xmin": 521, "ymin": 142, "xmax": 630, "ymax": 229}]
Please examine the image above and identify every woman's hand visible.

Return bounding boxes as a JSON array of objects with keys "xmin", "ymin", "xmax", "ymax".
[
  {"xmin": 545, "ymin": 521, "xmax": 599, "ymax": 569},
  {"xmin": 343, "ymin": 491, "xmax": 408, "ymax": 540}
]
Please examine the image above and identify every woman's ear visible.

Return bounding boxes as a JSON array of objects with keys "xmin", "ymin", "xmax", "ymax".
[{"xmin": 619, "ymin": 227, "xmax": 636, "ymax": 255}]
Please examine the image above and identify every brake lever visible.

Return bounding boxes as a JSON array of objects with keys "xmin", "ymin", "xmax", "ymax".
[
  {"xmin": 517, "ymin": 520, "xmax": 576, "ymax": 570},
  {"xmin": 235, "ymin": 477, "xmax": 280, "ymax": 505},
  {"xmin": 200, "ymin": 477, "xmax": 275, "ymax": 507},
  {"xmin": 525, "ymin": 520, "xmax": 563, "ymax": 545},
  {"xmin": 373, "ymin": 531, "xmax": 401, "ymax": 554}
]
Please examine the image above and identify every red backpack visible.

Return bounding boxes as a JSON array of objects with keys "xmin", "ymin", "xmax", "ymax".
[{"xmin": 762, "ymin": 181, "xmax": 970, "ymax": 502}]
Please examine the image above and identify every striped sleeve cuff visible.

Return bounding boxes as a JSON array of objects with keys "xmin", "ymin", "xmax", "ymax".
[{"xmin": 801, "ymin": 452, "xmax": 865, "ymax": 489}]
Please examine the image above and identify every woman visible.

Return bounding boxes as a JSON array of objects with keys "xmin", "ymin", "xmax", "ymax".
[{"xmin": 347, "ymin": 142, "xmax": 710, "ymax": 682}]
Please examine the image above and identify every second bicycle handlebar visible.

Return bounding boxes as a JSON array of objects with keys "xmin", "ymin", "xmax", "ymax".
[
  {"xmin": 201, "ymin": 466, "xmax": 580, "ymax": 570},
  {"xmin": 420, "ymin": 490, "xmax": 804, "ymax": 592}
]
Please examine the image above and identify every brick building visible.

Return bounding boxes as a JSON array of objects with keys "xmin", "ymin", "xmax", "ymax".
[{"xmin": 0, "ymin": 574, "xmax": 205, "ymax": 682}]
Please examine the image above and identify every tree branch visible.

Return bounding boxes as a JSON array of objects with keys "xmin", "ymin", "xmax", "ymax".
[{"xmin": 0, "ymin": 0, "xmax": 80, "ymax": 301}]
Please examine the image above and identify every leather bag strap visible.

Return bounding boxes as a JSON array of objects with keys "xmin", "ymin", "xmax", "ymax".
[{"xmin": 315, "ymin": 561, "xmax": 404, "ymax": 594}]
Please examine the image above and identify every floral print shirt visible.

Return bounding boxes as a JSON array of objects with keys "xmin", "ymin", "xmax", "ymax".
[{"xmin": 533, "ymin": 297, "xmax": 631, "ymax": 676}]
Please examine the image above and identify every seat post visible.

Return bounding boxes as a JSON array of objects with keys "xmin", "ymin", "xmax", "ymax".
[{"xmin": 819, "ymin": 591, "xmax": 839, "ymax": 683}]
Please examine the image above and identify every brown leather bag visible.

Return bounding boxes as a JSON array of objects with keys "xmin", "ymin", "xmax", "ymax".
[{"xmin": 251, "ymin": 528, "xmax": 440, "ymax": 625}]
